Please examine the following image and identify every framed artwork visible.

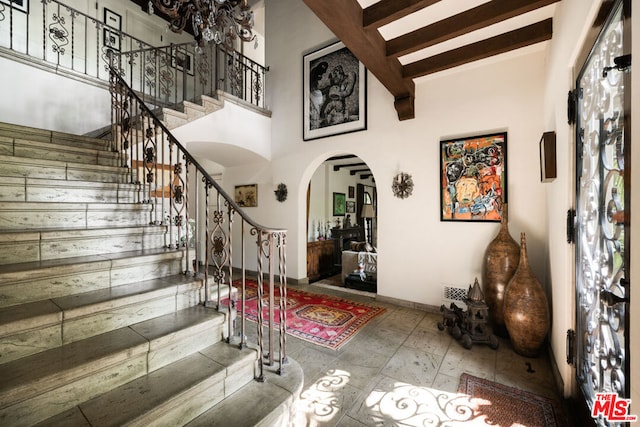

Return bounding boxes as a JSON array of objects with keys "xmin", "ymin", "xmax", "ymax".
[
  {"xmin": 333, "ymin": 192, "xmax": 346, "ymax": 216},
  {"xmin": 104, "ymin": 8, "xmax": 121, "ymax": 30},
  {"xmin": 440, "ymin": 132, "xmax": 507, "ymax": 222},
  {"xmin": 132, "ymin": 161, "xmax": 178, "ymax": 198},
  {"xmin": 235, "ymin": 184, "xmax": 258, "ymax": 207},
  {"xmin": 1, "ymin": 0, "xmax": 28, "ymax": 13},
  {"xmin": 345, "ymin": 200, "xmax": 356, "ymax": 214},
  {"xmin": 172, "ymin": 50, "xmax": 194, "ymax": 76},
  {"xmin": 303, "ymin": 41, "xmax": 367, "ymax": 141},
  {"xmin": 539, "ymin": 131, "xmax": 557, "ymax": 182},
  {"xmin": 348, "ymin": 186, "xmax": 355, "ymax": 198},
  {"xmin": 103, "ymin": 28, "xmax": 121, "ymax": 51}
]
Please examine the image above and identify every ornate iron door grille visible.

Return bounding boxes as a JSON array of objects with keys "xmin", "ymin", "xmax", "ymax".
[{"xmin": 574, "ymin": 1, "xmax": 630, "ymax": 425}]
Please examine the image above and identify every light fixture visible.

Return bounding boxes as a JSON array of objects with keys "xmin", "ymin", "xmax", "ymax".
[{"xmin": 152, "ymin": 0, "xmax": 255, "ymax": 52}]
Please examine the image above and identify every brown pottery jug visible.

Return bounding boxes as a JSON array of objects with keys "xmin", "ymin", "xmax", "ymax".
[
  {"xmin": 482, "ymin": 204, "xmax": 520, "ymax": 337},
  {"xmin": 503, "ymin": 232, "xmax": 550, "ymax": 357}
]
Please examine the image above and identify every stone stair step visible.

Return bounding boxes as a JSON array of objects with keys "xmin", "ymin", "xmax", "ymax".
[
  {"xmin": 0, "ymin": 154, "xmax": 131, "ymax": 183},
  {"xmin": 0, "ymin": 136, "xmax": 120, "ymax": 167},
  {"xmin": 0, "ymin": 327, "xmax": 150, "ymax": 427},
  {"xmin": 186, "ymin": 358, "xmax": 304, "ymax": 427},
  {"xmin": 0, "ymin": 249, "xmax": 188, "ymax": 309},
  {"xmin": 0, "ymin": 225, "xmax": 167, "ymax": 265},
  {"xmin": 200, "ymin": 94, "xmax": 224, "ymax": 114},
  {"xmin": 0, "ymin": 177, "xmax": 138, "ymax": 203},
  {"xmin": 0, "ymin": 201, "xmax": 152, "ymax": 230},
  {"xmin": 45, "ymin": 343, "xmax": 255, "ymax": 427},
  {"xmin": 0, "ymin": 122, "xmax": 113, "ymax": 152},
  {"xmin": 0, "ymin": 305, "xmax": 229, "ymax": 427},
  {"xmin": 51, "ymin": 274, "xmax": 205, "ymax": 344}
]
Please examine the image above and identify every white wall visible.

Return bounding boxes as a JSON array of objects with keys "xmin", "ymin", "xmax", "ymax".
[{"xmin": 263, "ymin": 0, "xmax": 546, "ymax": 296}]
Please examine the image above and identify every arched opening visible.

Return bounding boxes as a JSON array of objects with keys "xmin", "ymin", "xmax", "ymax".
[{"xmin": 305, "ymin": 154, "xmax": 377, "ymax": 293}]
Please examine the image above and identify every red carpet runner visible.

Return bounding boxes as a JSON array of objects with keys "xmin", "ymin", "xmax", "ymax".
[{"xmin": 231, "ymin": 280, "xmax": 385, "ymax": 350}]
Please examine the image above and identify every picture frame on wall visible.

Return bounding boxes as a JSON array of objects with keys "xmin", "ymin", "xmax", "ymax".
[
  {"xmin": 303, "ymin": 41, "xmax": 367, "ymax": 141},
  {"xmin": 103, "ymin": 28, "xmax": 121, "ymax": 51},
  {"xmin": 1, "ymin": 0, "xmax": 28, "ymax": 13},
  {"xmin": 440, "ymin": 132, "xmax": 507, "ymax": 222},
  {"xmin": 172, "ymin": 50, "xmax": 194, "ymax": 76},
  {"xmin": 103, "ymin": 8, "xmax": 121, "ymax": 30},
  {"xmin": 235, "ymin": 184, "xmax": 258, "ymax": 207},
  {"xmin": 539, "ymin": 131, "xmax": 557, "ymax": 182},
  {"xmin": 333, "ymin": 192, "xmax": 346, "ymax": 216},
  {"xmin": 348, "ymin": 186, "xmax": 355, "ymax": 198},
  {"xmin": 346, "ymin": 200, "xmax": 356, "ymax": 214}
]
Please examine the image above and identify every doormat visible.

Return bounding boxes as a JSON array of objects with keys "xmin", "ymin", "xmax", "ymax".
[
  {"xmin": 230, "ymin": 280, "xmax": 385, "ymax": 350},
  {"xmin": 457, "ymin": 373, "xmax": 568, "ymax": 426}
]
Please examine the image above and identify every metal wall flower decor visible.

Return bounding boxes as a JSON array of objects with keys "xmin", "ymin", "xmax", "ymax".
[
  {"xmin": 274, "ymin": 183, "xmax": 288, "ymax": 202},
  {"xmin": 392, "ymin": 172, "xmax": 414, "ymax": 199}
]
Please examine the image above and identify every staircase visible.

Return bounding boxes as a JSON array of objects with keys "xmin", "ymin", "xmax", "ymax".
[{"xmin": 0, "ymin": 122, "xmax": 302, "ymax": 426}]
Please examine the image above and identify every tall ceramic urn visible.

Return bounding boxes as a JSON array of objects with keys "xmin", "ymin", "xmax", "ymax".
[
  {"xmin": 482, "ymin": 204, "xmax": 520, "ymax": 337},
  {"xmin": 503, "ymin": 232, "xmax": 550, "ymax": 357}
]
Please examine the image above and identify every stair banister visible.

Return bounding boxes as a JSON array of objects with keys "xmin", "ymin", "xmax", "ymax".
[{"xmin": 109, "ymin": 67, "xmax": 288, "ymax": 379}]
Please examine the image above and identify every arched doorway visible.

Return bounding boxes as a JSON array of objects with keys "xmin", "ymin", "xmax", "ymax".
[{"xmin": 305, "ymin": 154, "xmax": 377, "ymax": 293}]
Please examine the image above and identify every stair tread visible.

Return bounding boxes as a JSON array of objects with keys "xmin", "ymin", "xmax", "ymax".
[
  {"xmin": 78, "ymin": 344, "xmax": 256, "ymax": 427},
  {"xmin": 0, "ymin": 123, "xmax": 110, "ymax": 150},
  {"xmin": 8, "ymin": 137, "xmax": 119, "ymax": 158},
  {"xmin": 0, "ymin": 154, "xmax": 127, "ymax": 172},
  {"xmin": 51, "ymin": 273, "xmax": 198, "ymax": 312},
  {"xmin": 0, "ymin": 223, "xmax": 165, "ymax": 236},
  {"xmin": 0, "ymin": 306, "xmax": 228, "ymax": 404},
  {"xmin": 0, "ymin": 327, "xmax": 148, "ymax": 405},
  {"xmin": 0, "ymin": 248, "xmax": 185, "ymax": 276}
]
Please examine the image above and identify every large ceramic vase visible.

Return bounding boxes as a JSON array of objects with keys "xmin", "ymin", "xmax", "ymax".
[
  {"xmin": 482, "ymin": 204, "xmax": 520, "ymax": 337},
  {"xmin": 503, "ymin": 232, "xmax": 550, "ymax": 357}
]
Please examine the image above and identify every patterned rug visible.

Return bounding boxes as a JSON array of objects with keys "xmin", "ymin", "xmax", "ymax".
[
  {"xmin": 457, "ymin": 373, "xmax": 568, "ymax": 426},
  {"xmin": 230, "ymin": 280, "xmax": 385, "ymax": 350}
]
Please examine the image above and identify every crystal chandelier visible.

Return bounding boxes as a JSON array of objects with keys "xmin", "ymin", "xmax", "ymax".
[{"xmin": 152, "ymin": 0, "xmax": 255, "ymax": 51}]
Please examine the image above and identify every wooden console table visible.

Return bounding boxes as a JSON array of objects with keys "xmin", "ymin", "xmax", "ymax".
[{"xmin": 307, "ymin": 239, "xmax": 336, "ymax": 282}]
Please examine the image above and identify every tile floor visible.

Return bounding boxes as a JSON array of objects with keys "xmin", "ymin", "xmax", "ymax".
[{"xmin": 249, "ymin": 275, "xmax": 566, "ymax": 426}]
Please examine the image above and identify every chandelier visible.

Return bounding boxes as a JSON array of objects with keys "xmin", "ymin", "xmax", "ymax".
[{"xmin": 152, "ymin": 0, "xmax": 255, "ymax": 51}]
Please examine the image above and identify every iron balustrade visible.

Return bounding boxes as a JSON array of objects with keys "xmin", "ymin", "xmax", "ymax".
[
  {"xmin": 110, "ymin": 67, "xmax": 287, "ymax": 380},
  {"xmin": 0, "ymin": 0, "xmax": 267, "ymax": 110}
]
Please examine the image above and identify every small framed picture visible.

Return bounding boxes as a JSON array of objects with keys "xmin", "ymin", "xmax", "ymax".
[
  {"xmin": 104, "ymin": 8, "xmax": 121, "ymax": 30},
  {"xmin": 539, "ymin": 131, "xmax": 557, "ymax": 182},
  {"xmin": 103, "ymin": 28, "xmax": 121, "ymax": 51},
  {"xmin": 346, "ymin": 200, "xmax": 356, "ymax": 214},
  {"xmin": 333, "ymin": 192, "xmax": 346, "ymax": 216},
  {"xmin": 235, "ymin": 184, "xmax": 258, "ymax": 207},
  {"xmin": 172, "ymin": 50, "xmax": 195, "ymax": 76},
  {"xmin": 1, "ymin": 0, "xmax": 28, "ymax": 13},
  {"xmin": 348, "ymin": 186, "xmax": 355, "ymax": 198}
]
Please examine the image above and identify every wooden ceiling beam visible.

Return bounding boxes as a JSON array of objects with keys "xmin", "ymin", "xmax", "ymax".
[
  {"xmin": 363, "ymin": 0, "xmax": 442, "ymax": 29},
  {"xmin": 387, "ymin": 0, "xmax": 560, "ymax": 58},
  {"xmin": 403, "ymin": 18, "xmax": 552, "ymax": 79},
  {"xmin": 303, "ymin": 0, "xmax": 416, "ymax": 120},
  {"xmin": 333, "ymin": 162, "xmax": 366, "ymax": 171}
]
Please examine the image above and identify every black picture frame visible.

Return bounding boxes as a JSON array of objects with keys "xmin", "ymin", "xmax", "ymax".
[
  {"xmin": 333, "ymin": 192, "xmax": 346, "ymax": 216},
  {"xmin": 440, "ymin": 132, "xmax": 507, "ymax": 222},
  {"xmin": 104, "ymin": 8, "xmax": 121, "ymax": 30},
  {"xmin": 303, "ymin": 41, "xmax": 367, "ymax": 141},
  {"xmin": 103, "ymin": 28, "xmax": 121, "ymax": 51},
  {"xmin": 0, "ymin": 0, "xmax": 28, "ymax": 14},
  {"xmin": 539, "ymin": 131, "xmax": 557, "ymax": 182},
  {"xmin": 346, "ymin": 200, "xmax": 356, "ymax": 214},
  {"xmin": 171, "ymin": 50, "xmax": 195, "ymax": 76}
]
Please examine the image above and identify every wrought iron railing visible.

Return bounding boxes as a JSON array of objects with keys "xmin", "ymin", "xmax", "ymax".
[
  {"xmin": 0, "ymin": 0, "xmax": 267, "ymax": 109},
  {"xmin": 110, "ymin": 67, "xmax": 287, "ymax": 379}
]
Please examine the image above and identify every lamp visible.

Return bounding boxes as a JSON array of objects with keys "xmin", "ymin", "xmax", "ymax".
[
  {"xmin": 152, "ymin": 0, "xmax": 255, "ymax": 51},
  {"xmin": 361, "ymin": 204, "xmax": 375, "ymax": 244}
]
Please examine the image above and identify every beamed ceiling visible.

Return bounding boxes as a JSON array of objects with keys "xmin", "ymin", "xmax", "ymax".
[{"xmin": 303, "ymin": 0, "xmax": 559, "ymax": 120}]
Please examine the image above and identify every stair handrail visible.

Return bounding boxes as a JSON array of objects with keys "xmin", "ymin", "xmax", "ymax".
[{"xmin": 109, "ymin": 66, "xmax": 288, "ymax": 380}]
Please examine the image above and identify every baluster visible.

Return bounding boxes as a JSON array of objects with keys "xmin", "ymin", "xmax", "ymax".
[
  {"xmin": 204, "ymin": 182, "xmax": 211, "ymax": 305},
  {"xmin": 267, "ymin": 232, "xmax": 275, "ymax": 367},
  {"xmin": 278, "ymin": 232, "xmax": 288, "ymax": 373},
  {"xmin": 226, "ymin": 201, "xmax": 234, "ymax": 343},
  {"xmin": 239, "ymin": 220, "xmax": 246, "ymax": 349},
  {"xmin": 255, "ymin": 229, "xmax": 265, "ymax": 381}
]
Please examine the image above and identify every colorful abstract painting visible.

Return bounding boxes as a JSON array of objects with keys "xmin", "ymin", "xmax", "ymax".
[{"xmin": 440, "ymin": 132, "xmax": 507, "ymax": 222}]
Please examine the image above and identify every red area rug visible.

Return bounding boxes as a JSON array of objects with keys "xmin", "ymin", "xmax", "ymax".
[
  {"xmin": 457, "ymin": 373, "xmax": 568, "ymax": 426},
  {"xmin": 231, "ymin": 280, "xmax": 385, "ymax": 350}
]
